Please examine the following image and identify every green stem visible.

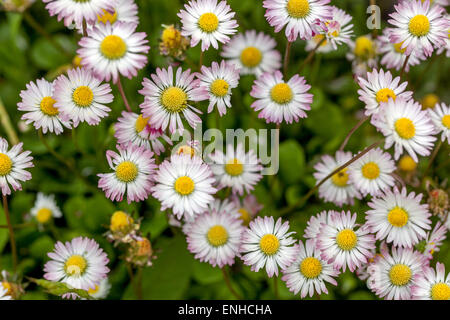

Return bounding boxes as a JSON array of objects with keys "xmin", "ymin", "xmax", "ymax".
[
  {"xmin": 400, "ymin": 55, "xmax": 410, "ymax": 79},
  {"xmin": 0, "ymin": 97, "xmax": 19, "ymax": 145},
  {"xmin": 221, "ymin": 267, "xmax": 242, "ymax": 300},
  {"xmin": 422, "ymin": 140, "xmax": 443, "ymax": 182},
  {"xmin": 339, "ymin": 115, "xmax": 370, "ymax": 151},
  {"xmin": 298, "ymin": 37, "xmax": 326, "ymax": 73},
  {"xmin": 273, "ymin": 276, "xmax": 280, "ymax": 299},
  {"xmin": 283, "ymin": 41, "xmax": 292, "ymax": 77},
  {"xmin": 117, "ymin": 76, "xmax": 132, "ymax": 112},
  {"xmin": 3, "ymin": 195, "xmax": 18, "ymax": 272}
]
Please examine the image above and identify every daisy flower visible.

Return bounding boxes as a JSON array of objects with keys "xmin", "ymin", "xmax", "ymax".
[
  {"xmin": 317, "ymin": 211, "xmax": 376, "ymax": 272},
  {"xmin": 346, "ymin": 35, "xmax": 379, "ymax": 78},
  {"xmin": 114, "ymin": 111, "xmax": 172, "ymax": 155},
  {"xmin": 240, "ymin": 216, "xmax": 298, "ymax": 277},
  {"xmin": 88, "ymin": 277, "xmax": 111, "ymax": 299},
  {"xmin": 209, "ymin": 143, "xmax": 262, "ymax": 196},
  {"xmin": 304, "ymin": 210, "xmax": 339, "ymax": 242},
  {"xmin": 378, "ymin": 28, "xmax": 424, "ymax": 72},
  {"xmin": 367, "ymin": 246, "xmax": 426, "ymax": 300},
  {"xmin": 313, "ymin": 151, "xmax": 361, "ymax": 206},
  {"xmin": 44, "ymin": 237, "xmax": 110, "ymax": 292},
  {"xmin": 53, "ymin": 68, "xmax": 113, "ymax": 127},
  {"xmin": 419, "ymin": 221, "xmax": 447, "ymax": 260},
  {"xmin": 98, "ymin": 143, "xmax": 156, "ymax": 203},
  {"xmin": 348, "ymin": 147, "xmax": 396, "ymax": 197},
  {"xmin": 185, "ymin": 207, "xmax": 245, "ymax": 268},
  {"xmin": 0, "ymin": 138, "xmax": 33, "ymax": 196},
  {"xmin": 388, "ymin": 0, "xmax": 449, "ymax": 57},
  {"xmin": 30, "ymin": 193, "xmax": 62, "ymax": 225},
  {"xmin": 221, "ymin": 30, "xmax": 282, "ymax": 77},
  {"xmin": 357, "ymin": 68, "xmax": 413, "ymax": 117},
  {"xmin": 42, "ymin": 0, "xmax": 112, "ymax": 27},
  {"xmin": 0, "ymin": 283, "xmax": 11, "ymax": 300},
  {"xmin": 152, "ymin": 154, "xmax": 217, "ymax": 220},
  {"xmin": 177, "ymin": 0, "xmax": 238, "ymax": 51},
  {"xmin": 250, "ymin": 71, "xmax": 313, "ymax": 124},
  {"xmin": 231, "ymin": 194, "xmax": 263, "ymax": 226},
  {"xmin": 366, "ymin": 187, "xmax": 432, "ymax": 248},
  {"xmin": 263, "ymin": 0, "xmax": 332, "ymax": 42},
  {"xmin": 412, "ymin": 262, "xmax": 450, "ymax": 300},
  {"xmin": 196, "ymin": 60, "xmax": 240, "ymax": 116},
  {"xmin": 372, "ymin": 97, "xmax": 436, "ymax": 162},
  {"xmin": 17, "ymin": 78, "xmax": 71, "ymax": 135},
  {"xmin": 78, "ymin": 21, "xmax": 149, "ymax": 83},
  {"xmin": 428, "ymin": 103, "xmax": 450, "ymax": 143},
  {"xmin": 282, "ymin": 240, "xmax": 339, "ymax": 298},
  {"xmin": 139, "ymin": 66, "xmax": 208, "ymax": 134}
]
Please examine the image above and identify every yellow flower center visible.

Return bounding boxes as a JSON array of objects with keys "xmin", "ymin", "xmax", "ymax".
[
  {"xmin": 207, "ymin": 225, "xmax": 228, "ymax": 247},
  {"xmin": 409, "ymin": 14, "xmax": 430, "ymax": 37},
  {"xmin": 388, "ymin": 206, "xmax": 409, "ymax": 228},
  {"xmin": 431, "ymin": 283, "xmax": 450, "ymax": 300},
  {"xmin": 161, "ymin": 87, "xmax": 188, "ymax": 112},
  {"xmin": 198, "ymin": 12, "xmax": 219, "ymax": 33},
  {"xmin": 375, "ymin": 88, "xmax": 397, "ymax": 103},
  {"xmin": 97, "ymin": 9, "xmax": 117, "ymax": 25},
  {"xmin": 0, "ymin": 153, "xmax": 13, "ymax": 176},
  {"xmin": 313, "ymin": 34, "xmax": 328, "ymax": 46},
  {"xmin": 336, "ymin": 229, "xmax": 357, "ymax": 251},
  {"xmin": 395, "ymin": 118, "xmax": 415, "ymax": 139},
  {"xmin": 286, "ymin": 0, "xmax": 310, "ymax": 18},
  {"xmin": 398, "ymin": 155, "xmax": 417, "ymax": 172},
  {"xmin": 240, "ymin": 47, "xmax": 263, "ymax": 68},
  {"xmin": 389, "ymin": 264, "xmax": 412, "ymax": 286},
  {"xmin": 72, "ymin": 86, "xmax": 94, "ymax": 107},
  {"xmin": 65, "ymin": 255, "xmax": 87, "ymax": 276},
  {"xmin": 361, "ymin": 162, "xmax": 380, "ymax": 180},
  {"xmin": 331, "ymin": 168, "xmax": 349, "ymax": 187},
  {"xmin": 137, "ymin": 238, "xmax": 152, "ymax": 256},
  {"xmin": 1, "ymin": 282, "xmax": 12, "ymax": 295},
  {"xmin": 225, "ymin": 158, "xmax": 243, "ymax": 176},
  {"xmin": 210, "ymin": 79, "xmax": 229, "ymax": 97},
  {"xmin": 40, "ymin": 96, "xmax": 59, "ymax": 116},
  {"xmin": 300, "ymin": 257, "xmax": 322, "ymax": 279},
  {"xmin": 441, "ymin": 115, "xmax": 450, "ymax": 129},
  {"xmin": 421, "ymin": 93, "xmax": 439, "ymax": 109},
  {"xmin": 174, "ymin": 176, "xmax": 195, "ymax": 195},
  {"xmin": 162, "ymin": 25, "xmax": 182, "ymax": 48},
  {"xmin": 177, "ymin": 145, "xmax": 195, "ymax": 157},
  {"xmin": 110, "ymin": 211, "xmax": 133, "ymax": 232},
  {"xmin": 393, "ymin": 42, "xmax": 406, "ymax": 54},
  {"xmin": 259, "ymin": 234, "xmax": 280, "ymax": 255},
  {"xmin": 238, "ymin": 208, "xmax": 251, "ymax": 226},
  {"xmin": 36, "ymin": 208, "xmax": 52, "ymax": 224},
  {"xmin": 135, "ymin": 114, "xmax": 150, "ymax": 133},
  {"xmin": 354, "ymin": 36, "xmax": 375, "ymax": 60},
  {"xmin": 100, "ymin": 35, "xmax": 127, "ymax": 60},
  {"xmin": 270, "ymin": 83, "xmax": 293, "ymax": 104},
  {"xmin": 72, "ymin": 55, "xmax": 82, "ymax": 68},
  {"xmin": 115, "ymin": 161, "xmax": 138, "ymax": 182},
  {"xmin": 88, "ymin": 284, "xmax": 100, "ymax": 295}
]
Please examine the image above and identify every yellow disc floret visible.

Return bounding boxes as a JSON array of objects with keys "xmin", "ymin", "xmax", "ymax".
[
  {"xmin": 65, "ymin": 255, "xmax": 87, "ymax": 276},
  {"xmin": 88, "ymin": 284, "xmax": 100, "ymax": 295},
  {"xmin": 441, "ymin": 115, "xmax": 450, "ymax": 129},
  {"xmin": 376, "ymin": 88, "xmax": 396, "ymax": 103},
  {"xmin": 354, "ymin": 36, "xmax": 375, "ymax": 60},
  {"xmin": 72, "ymin": 86, "xmax": 94, "ymax": 107},
  {"xmin": 238, "ymin": 208, "xmax": 251, "ymax": 226},
  {"xmin": 210, "ymin": 79, "xmax": 229, "ymax": 97},
  {"xmin": 177, "ymin": 145, "xmax": 195, "ymax": 157},
  {"xmin": 161, "ymin": 25, "xmax": 182, "ymax": 49},
  {"xmin": 0, "ymin": 153, "xmax": 13, "ymax": 176},
  {"xmin": 286, "ymin": 0, "xmax": 310, "ymax": 19},
  {"xmin": 336, "ymin": 229, "xmax": 357, "ymax": 251},
  {"xmin": 100, "ymin": 35, "xmax": 127, "ymax": 60},
  {"xmin": 36, "ymin": 208, "xmax": 52, "ymax": 224},
  {"xmin": 198, "ymin": 13, "xmax": 219, "ymax": 33},
  {"xmin": 259, "ymin": 234, "xmax": 280, "ymax": 255},
  {"xmin": 115, "ymin": 161, "xmax": 138, "ymax": 182},
  {"xmin": 431, "ymin": 283, "xmax": 450, "ymax": 300},
  {"xmin": 300, "ymin": 257, "xmax": 322, "ymax": 279},
  {"xmin": 174, "ymin": 176, "xmax": 195, "ymax": 195},
  {"xmin": 97, "ymin": 9, "xmax": 117, "ymax": 25},
  {"xmin": 398, "ymin": 155, "xmax": 417, "ymax": 172},
  {"xmin": 225, "ymin": 158, "xmax": 244, "ymax": 176},
  {"xmin": 409, "ymin": 15, "xmax": 430, "ymax": 37},
  {"xmin": 393, "ymin": 42, "xmax": 406, "ymax": 54},
  {"xmin": 207, "ymin": 225, "xmax": 228, "ymax": 247},
  {"xmin": 270, "ymin": 83, "xmax": 293, "ymax": 104},
  {"xmin": 331, "ymin": 168, "xmax": 349, "ymax": 187},
  {"xmin": 361, "ymin": 162, "xmax": 380, "ymax": 180},
  {"xmin": 395, "ymin": 118, "xmax": 415, "ymax": 139},
  {"xmin": 161, "ymin": 87, "xmax": 188, "ymax": 112},
  {"xmin": 135, "ymin": 114, "xmax": 150, "ymax": 133},
  {"xmin": 240, "ymin": 47, "xmax": 262, "ymax": 68},
  {"xmin": 40, "ymin": 96, "xmax": 59, "ymax": 116},
  {"xmin": 110, "ymin": 211, "xmax": 134, "ymax": 232},
  {"xmin": 388, "ymin": 206, "xmax": 409, "ymax": 228},
  {"xmin": 389, "ymin": 264, "xmax": 412, "ymax": 286},
  {"xmin": 421, "ymin": 93, "xmax": 439, "ymax": 109}
]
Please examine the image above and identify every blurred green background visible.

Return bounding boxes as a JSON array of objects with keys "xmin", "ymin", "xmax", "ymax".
[{"xmin": 0, "ymin": 0, "xmax": 449, "ymax": 300}]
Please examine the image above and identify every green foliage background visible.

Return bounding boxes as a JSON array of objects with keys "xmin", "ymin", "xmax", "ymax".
[{"xmin": 0, "ymin": 0, "xmax": 449, "ymax": 300}]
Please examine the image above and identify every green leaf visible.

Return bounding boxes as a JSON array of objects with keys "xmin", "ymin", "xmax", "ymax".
[
  {"xmin": 192, "ymin": 260, "xmax": 223, "ymax": 285},
  {"xmin": 29, "ymin": 235, "xmax": 54, "ymax": 260},
  {"xmin": 29, "ymin": 278, "xmax": 94, "ymax": 300},
  {"xmin": 279, "ymin": 140, "xmax": 305, "ymax": 185}
]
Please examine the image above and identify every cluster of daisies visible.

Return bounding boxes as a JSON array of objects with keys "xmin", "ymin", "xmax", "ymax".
[{"xmin": 0, "ymin": 0, "xmax": 449, "ymax": 300}]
